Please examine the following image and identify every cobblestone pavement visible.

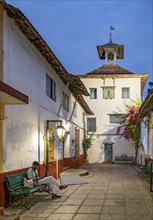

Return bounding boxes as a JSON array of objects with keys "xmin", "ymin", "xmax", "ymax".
[{"xmin": 4, "ymin": 164, "xmax": 153, "ymax": 220}]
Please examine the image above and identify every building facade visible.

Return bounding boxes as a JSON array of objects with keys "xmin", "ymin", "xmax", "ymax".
[
  {"xmin": 0, "ymin": 1, "xmax": 93, "ymax": 207},
  {"xmin": 78, "ymin": 38, "xmax": 148, "ymax": 163},
  {"xmin": 138, "ymin": 89, "xmax": 153, "ymax": 162}
]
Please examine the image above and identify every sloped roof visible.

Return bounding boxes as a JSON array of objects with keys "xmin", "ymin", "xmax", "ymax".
[
  {"xmin": 1, "ymin": 0, "xmax": 94, "ymax": 115},
  {"xmin": 138, "ymin": 89, "xmax": 153, "ymax": 119},
  {"xmin": 87, "ymin": 64, "xmax": 134, "ymax": 75},
  {"xmin": 73, "ymin": 94, "xmax": 94, "ymax": 115},
  {"xmin": 97, "ymin": 42, "xmax": 124, "ymax": 60},
  {"xmin": 78, "ymin": 64, "xmax": 148, "ymax": 94}
]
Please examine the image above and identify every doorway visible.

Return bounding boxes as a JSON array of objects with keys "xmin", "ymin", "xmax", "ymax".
[
  {"xmin": 75, "ymin": 127, "xmax": 80, "ymax": 159},
  {"xmin": 104, "ymin": 143, "xmax": 113, "ymax": 162}
]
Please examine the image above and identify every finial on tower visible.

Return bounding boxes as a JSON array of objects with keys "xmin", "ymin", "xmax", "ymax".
[
  {"xmin": 97, "ymin": 26, "xmax": 124, "ymax": 65},
  {"xmin": 110, "ymin": 25, "xmax": 115, "ymax": 43}
]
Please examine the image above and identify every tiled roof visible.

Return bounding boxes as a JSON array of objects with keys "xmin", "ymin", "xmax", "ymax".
[
  {"xmin": 1, "ymin": 0, "xmax": 94, "ymax": 115},
  {"xmin": 138, "ymin": 89, "xmax": 153, "ymax": 119},
  {"xmin": 87, "ymin": 65, "xmax": 134, "ymax": 75},
  {"xmin": 77, "ymin": 65, "xmax": 148, "ymax": 94}
]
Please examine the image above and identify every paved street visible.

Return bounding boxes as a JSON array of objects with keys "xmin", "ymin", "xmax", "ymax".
[{"xmin": 4, "ymin": 164, "xmax": 153, "ymax": 220}]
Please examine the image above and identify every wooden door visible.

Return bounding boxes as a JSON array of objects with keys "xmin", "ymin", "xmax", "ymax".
[
  {"xmin": 44, "ymin": 122, "xmax": 55, "ymax": 164},
  {"xmin": 75, "ymin": 127, "xmax": 80, "ymax": 159}
]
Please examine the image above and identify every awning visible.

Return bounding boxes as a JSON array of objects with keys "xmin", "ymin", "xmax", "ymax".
[{"xmin": 0, "ymin": 81, "xmax": 28, "ymax": 104}]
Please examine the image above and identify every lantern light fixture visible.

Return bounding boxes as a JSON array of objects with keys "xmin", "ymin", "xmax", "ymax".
[{"xmin": 56, "ymin": 125, "xmax": 66, "ymax": 141}]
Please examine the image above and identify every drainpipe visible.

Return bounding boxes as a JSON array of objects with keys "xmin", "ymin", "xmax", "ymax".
[{"xmin": 38, "ymin": 107, "xmax": 40, "ymax": 174}]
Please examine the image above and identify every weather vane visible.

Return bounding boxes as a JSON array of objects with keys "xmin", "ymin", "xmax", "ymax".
[{"xmin": 110, "ymin": 25, "xmax": 115, "ymax": 43}]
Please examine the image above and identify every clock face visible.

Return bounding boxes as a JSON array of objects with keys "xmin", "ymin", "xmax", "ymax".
[{"xmin": 103, "ymin": 87, "xmax": 115, "ymax": 99}]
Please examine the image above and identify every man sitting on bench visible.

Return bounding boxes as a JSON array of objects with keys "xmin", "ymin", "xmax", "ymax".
[{"xmin": 27, "ymin": 161, "xmax": 67, "ymax": 199}]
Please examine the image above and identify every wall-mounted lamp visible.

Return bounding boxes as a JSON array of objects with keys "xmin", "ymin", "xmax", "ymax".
[{"xmin": 56, "ymin": 125, "xmax": 66, "ymax": 141}]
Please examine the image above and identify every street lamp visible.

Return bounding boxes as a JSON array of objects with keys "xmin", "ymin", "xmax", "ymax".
[
  {"xmin": 56, "ymin": 125, "xmax": 66, "ymax": 141},
  {"xmin": 45, "ymin": 121, "xmax": 66, "ymax": 177}
]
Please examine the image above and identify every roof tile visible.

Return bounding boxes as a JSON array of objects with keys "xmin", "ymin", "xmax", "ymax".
[{"xmin": 87, "ymin": 65, "xmax": 134, "ymax": 75}]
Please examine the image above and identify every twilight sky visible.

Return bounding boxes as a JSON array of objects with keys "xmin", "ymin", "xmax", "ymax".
[{"xmin": 6, "ymin": 0, "xmax": 153, "ymax": 96}]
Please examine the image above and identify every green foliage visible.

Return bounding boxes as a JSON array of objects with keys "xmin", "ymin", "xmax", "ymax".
[
  {"xmin": 82, "ymin": 135, "xmax": 93, "ymax": 155},
  {"xmin": 82, "ymin": 123, "xmax": 94, "ymax": 159}
]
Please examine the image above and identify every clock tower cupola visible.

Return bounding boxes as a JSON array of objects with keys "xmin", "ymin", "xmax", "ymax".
[{"xmin": 97, "ymin": 26, "xmax": 124, "ymax": 65}]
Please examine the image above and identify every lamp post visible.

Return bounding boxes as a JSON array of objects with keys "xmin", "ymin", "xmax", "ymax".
[
  {"xmin": 56, "ymin": 125, "xmax": 66, "ymax": 174},
  {"xmin": 56, "ymin": 125, "xmax": 66, "ymax": 168},
  {"xmin": 45, "ymin": 120, "xmax": 66, "ymax": 177}
]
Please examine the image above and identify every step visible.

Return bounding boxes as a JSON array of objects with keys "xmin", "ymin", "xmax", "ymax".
[
  {"xmin": 0, "ymin": 207, "xmax": 19, "ymax": 220},
  {"xmin": 0, "ymin": 216, "xmax": 19, "ymax": 220},
  {"xmin": 61, "ymin": 168, "xmax": 89, "ymax": 176},
  {"xmin": 62, "ymin": 167, "xmax": 70, "ymax": 172},
  {"xmin": 0, "ymin": 207, "xmax": 4, "ymax": 215}
]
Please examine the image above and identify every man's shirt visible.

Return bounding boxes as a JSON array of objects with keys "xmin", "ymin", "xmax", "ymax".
[{"xmin": 27, "ymin": 167, "xmax": 39, "ymax": 179}]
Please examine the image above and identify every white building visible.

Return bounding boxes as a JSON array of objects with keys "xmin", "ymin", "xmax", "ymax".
[
  {"xmin": 138, "ymin": 89, "xmax": 153, "ymax": 163},
  {"xmin": 78, "ymin": 38, "xmax": 148, "ymax": 163},
  {"xmin": 0, "ymin": 1, "xmax": 93, "ymax": 207}
]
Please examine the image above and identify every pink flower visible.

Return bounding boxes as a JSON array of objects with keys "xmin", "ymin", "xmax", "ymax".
[
  {"xmin": 129, "ymin": 107, "xmax": 135, "ymax": 114},
  {"xmin": 131, "ymin": 117, "xmax": 137, "ymax": 123},
  {"xmin": 116, "ymin": 98, "xmax": 141, "ymax": 148},
  {"xmin": 136, "ymin": 108, "xmax": 140, "ymax": 113},
  {"xmin": 116, "ymin": 127, "xmax": 120, "ymax": 134}
]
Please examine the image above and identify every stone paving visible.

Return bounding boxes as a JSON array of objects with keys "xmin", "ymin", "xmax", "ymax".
[{"xmin": 4, "ymin": 164, "xmax": 153, "ymax": 220}]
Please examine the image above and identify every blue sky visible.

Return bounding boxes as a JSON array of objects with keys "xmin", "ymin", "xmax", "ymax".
[{"xmin": 6, "ymin": 0, "xmax": 153, "ymax": 96}]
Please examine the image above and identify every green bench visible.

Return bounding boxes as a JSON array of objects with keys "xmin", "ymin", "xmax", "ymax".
[
  {"xmin": 6, "ymin": 172, "xmax": 52, "ymax": 209},
  {"xmin": 136, "ymin": 160, "xmax": 152, "ymax": 177},
  {"xmin": 115, "ymin": 154, "xmax": 133, "ymax": 163},
  {"xmin": 136, "ymin": 161, "xmax": 153, "ymax": 192}
]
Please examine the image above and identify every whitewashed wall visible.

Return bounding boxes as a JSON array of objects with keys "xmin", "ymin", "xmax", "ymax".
[
  {"xmin": 137, "ymin": 120, "xmax": 148, "ymax": 162},
  {"xmin": 3, "ymin": 12, "xmax": 85, "ymax": 172},
  {"xmin": 87, "ymin": 135, "xmax": 135, "ymax": 163},
  {"xmin": 148, "ymin": 114, "xmax": 153, "ymax": 158},
  {"xmin": 81, "ymin": 77, "xmax": 141, "ymax": 163},
  {"xmin": 138, "ymin": 115, "xmax": 153, "ymax": 163}
]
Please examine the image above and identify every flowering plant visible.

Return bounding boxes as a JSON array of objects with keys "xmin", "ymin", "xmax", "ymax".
[{"xmin": 116, "ymin": 98, "xmax": 142, "ymax": 160}]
